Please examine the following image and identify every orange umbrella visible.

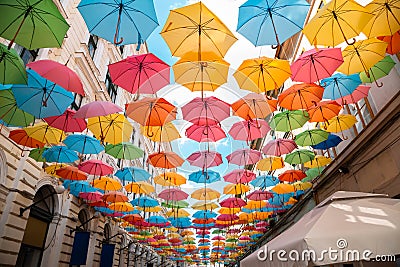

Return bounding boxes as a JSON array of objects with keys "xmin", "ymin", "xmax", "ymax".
[
  {"xmin": 378, "ymin": 30, "xmax": 400, "ymax": 55},
  {"xmin": 92, "ymin": 177, "xmax": 122, "ymax": 191},
  {"xmin": 102, "ymin": 191, "xmax": 129, "ymax": 203},
  {"xmin": 148, "ymin": 152, "xmax": 184, "ymax": 169},
  {"xmin": 231, "ymin": 93, "xmax": 272, "ymax": 120},
  {"xmin": 278, "ymin": 83, "xmax": 324, "ymax": 110},
  {"xmin": 271, "ymin": 183, "xmax": 296, "ymax": 194},
  {"xmin": 55, "ymin": 165, "xmax": 87, "ymax": 181},
  {"xmin": 124, "ymin": 181, "xmax": 155, "ymax": 194},
  {"xmin": 154, "ymin": 172, "xmax": 186, "ymax": 186},
  {"xmin": 9, "ymin": 129, "xmax": 45, "ymax": 148},
  {"xmin": 307, "ymin": 100, "xmax": 342, "ymax": 123},
  {"xmin": 278, "ymin": 170, "xmax": 306, "ymax": 183},
  {"xmin": 109, "ymin": 202, "xmax": 135, "ymax": 212}
]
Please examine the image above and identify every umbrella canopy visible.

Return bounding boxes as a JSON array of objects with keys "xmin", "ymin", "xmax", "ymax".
[
  {"xmin": 228, "ymin": 119, "xmax": 270, "ymax": 142},
  {"xmin": 278, "ymin": 83, "xmax": 324, "ymax": 110},
  {"xmin": 262, "ymin": 138, "xmax": 297, "ymax": 156},
  {"xmin": 24, "ymin": 122, "xmax": 66, "ymax": 144},
  {"xmin": 0, "ymin": 44, "xmax": 27, "ymax": 84},
  {"xmin": 324, "ymin": 114, "xmax": 357, "ymax": 133},
  {"xmin": 335, "ymin": 85, "xmax": 371, "ymax": 106},
  {"xmin": 270, "ymin": 110, "xmax": 309, "ymax": 132},
  {"xmin": 109, "ymin": 202, "xmax": 134, "ymax": 212},
  {"xmin": 92, "ymin": 177, "xmax": 122, "ymax": 191},
  {"xmin": 186, "ymin": 124, "xmax": 226, "ymax": 142},
  {"xmin": 250, "ymin": 175, "xmax": 279, "ymax": 188},
  {"xmin": 74, "ymin": 101, "xmax": 122, "ymax": 118},
  {"xmin": 191, "ymin": 188, "xmax": 221, "ymax": 201},
  {"xmin": 223, "ymin": 184, "xmax": 250, "ymax": 195},
  {"xmin": 363, "ymin": 0, "xmax": 400, "ymax": 38},
  {"xmin": 360, "ymin": 55, "xmax": 396, "ymax": 84},
  {"xmin": 12, "ymin": 69, "xmax": 74, "ymax": 119},
  {"xmin": 377, "ymin": 30, "xmax": 400, "ymax": 55},
  {"xmin": 56, "ymin": 166, "xmax": 88, "ymax": 181},
  {"xmin": 304, "ymin": 155, "xmax": 332, "ymax": 169},
  {"xmin": 189, "ymin": 170, "xmax": 221, "ymax": 184},
  {"xmin": 102, "ymin": 191, "xmax": 129, "ymax": 203},
  {"xmin": 256, "ymin": 156, "xmax": 285, "ymax": 171},
  {"xmin": 29, "ymin": 147, "xmax": 48, "ymax": 162},
  {"xmin": 278, "ymin": 170, "xmax": 307, "ymax": 183},
  {"xmin": 154, "ymin": 172, "xmax": 187, "ymax": 186},
  {"xmin": 63, "ymin": 134, "xmax": 104, "ymax": 155},
  {"xmin": 125, "ymin": 181, "xmax": 155, "ymax": 194},
  {"xmin": 181, "ymin": 96, "xmax": 230, "ymax": 126},
  {"xmin": 187, "ymin": 151, "xmax": 223, "ymax": 168},
  {"xmin": 9, "ymin": 129, "xmax": 45, "ymax": 148},
  {"xmin": 44, "ymin": 109, "xmax": 87, "ymax": 133},
  {"xmin": 131, "ymin": 196, "xmax": 159, "ymax": 207},
  {"xmin": 311, "ymin": 133, "xmax": 343, "ymax": 150},
  {"xmin": 27, "ymin": 60, "xmax": 84, "ymax": 96},
  {"xmin": 77, "ymin": 0, "xmax": 158, "ymax": 45},
  {"xmin": 159, "ymin": 188, "xmax": 189, "ymax": 201},
  {"xmin": 160, "ymin": 1, "xmax": 237, "ymax": 58},
  {"xmin": 237, "ymin": 0, "xmax": 310, "ymax": 46},
  {"xmin": 0, "ymin": 86, "xmax": 34, "ymax": 127},
  {"xmin": 302, "ymin": 0, "xmax": 374, "ymax": 46},
  {"xmin": 79, "ymin": 191, "xmax": 103, "ymax": 202},
  {"xmin": 223, "ymin": 169, "xmax": 256, "ymax": 184},
  {"xmin": 226, "ymin": 148, "xmax": 262, "ymax": 166},
  {"xmin": 231, "ymin": 93, "xmax": 272, "ymax": 120},
  {"xmin": 234, "ymin": 57, "xmax": 291, "ymax": 93},
  {"xmin": 0, "ymin": 0, "xmax": 69, "ymax": 49},
  {"xmin": 290, "ymin": 48, "xmax": 344, "ymax": 83},
  {"xmin": 285, "ymin": 149, "xmax": 315, "ymax": 165},
  {"xmin": 42, "ymin": 146, "xmax": 79, "ymax": 163},
  {"xmin": 87, "ymin": 114, "xmax": 133, "ymax": 144},
  {"xmin": 294, "ymin": 129, "xmax": 329, "ymax": 147},
  {"xmin": 148, "ymin": 152, "xmax": 184, "ymax": 169},
  {"xmin": 108, "ymin": 53, "xmax": 169, "ymax": 95},
  {"xmin": 78, "ymin": 159, "xmax": 114, "ymax": 176},
  {"xmin": 141, "ymin": 122, "xmax": 181, "ymax": 142},
  {"xmin": 115, "ymin": 167, "xmax": 150, "ymax": 183},
  {"xmin": 321, "ymin": 73, "xmax": 362, "ymax": 100},
  {"xmin": 105, "ymin": 142, "xmax": 143, "ymax": 160},
  {"xmin": 307, "ymin": 100, "xmax": 342, "ymax": 123},
  {"xmin": 220, "ymin": 197, "xmax": 247, "ymax": 208},
  {"xmin": 247, "ymin": 190, "xmax": 274, "ymax": 201}
]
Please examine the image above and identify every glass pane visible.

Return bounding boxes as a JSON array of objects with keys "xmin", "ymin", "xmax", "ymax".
[{"xmin": 16, "ymin": 244, "xmax": 42, "ymax": 267}]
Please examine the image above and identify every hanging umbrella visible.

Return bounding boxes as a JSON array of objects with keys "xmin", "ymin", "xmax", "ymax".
[
  {"xmin": 231, "ymin": 93, "xmax": 272, "ymax": 120},
  {"xmin": 27, "ymin": 60, "xmax": 85, "ymax": 96},
  {"xmin": 302, "ymin": 0, "xmax": 374, "ymax": 46},
  {"xmin": 377, "ymin": 30, "xmax": 400, "ymax": 55},
  {"xmin": 131, "ymin": 196, "xmax": 159, "ymax": 207},
  {"xmin": 108, "ymin": 53, "xmax": 169, "ymax": 96},
  {"xmin": 105, "ymin": 142, "xmax": 143, "ymax": 160},
  {"xmin": 78, "ymin": 159, "xmax": 114, "ymax": 176},
  {"xmin": 159, "ymin": 188, "xmax": 189, "ymax": 201},
  {"xmin": 87, "ymin": 114, "xmax": 133, "ymax": 144},
  {"xmin": 271, "ymin": 183, "xmax": 296, "ymax": 194},
  {"xmin": 285, "ymin": 149, "xmax": 315, "ymax": 165},
  {"xmin": 278, "ymin": 83, "xmax": 324, "ymax": 110},
  {"xmin": 12, "ymin": 69, "xmax": 74, "ymax": 118},
  {"xmin": 256, "ymin": 156, "xmax": 285, "ymax": 171},
  {"xmin": 294, "ymin": 129, "xmax": 329, "ymax": 147},
  {"xmin": 290, "ymin": 48, "xmax": 344, "ymax": 83},
  {"xmin": 186, "ymin": 124, "xmax": 226, "ymax": 142},
  {"xmin": 223, "ymin": 169, "xmax": 256, "ymax": 184},
  {"xmin": 92, "ymin": 177, "xmax": 122, "ymax": 191},
  {"xmin": 154, "ymin": 172, "xmax": 186, "ymax": 186},
  {"xmin": 0, "ymin": 0, "xmax": 69, "ymax": 49},
  {"xmin": 125, "ymin": 181, "xmax": 155, "ymax": 194},
  {"xmin": 44, "ymin": 109, "xmax": 87, "ymax": 133},
  {"xmin": 9, "ymin": 129, "xmax": 45, "ymax": 149},
  {"xmin": 166, "ymin": 209, "xmax": 190, "ymax": 218},
  {"xmin": 247, "ymin": 190, "xmax": 274, "ymax": 201},
  {"xmin": 141, "ymin": 122, "xmax": 181, "ymax": 142},
  {"xmin": 234, "ymin": 57, "xmax": 291, "ymax": 94},
  {"xmin": 160, "ymin": 2, "xmax": 237, "ymax": 58},
  {"xmin": 360, "ymin": 55, "xmax": 396, "ymax": 86},
  {"xmin": 24, "ymin": 122, "xmax": 66, "ymax": 144},
  {"xmin": 307, "ymin": 100, "xmax": 342, "ymax": 123},
  {"xmin": 223, "ymin": 184, "xmax": 250, "ymax": 195},
  {"xmin": 220, "ymin": 197, "xmax": 247, "ymax": 208},
  {"xmin": 278, "ymin": 170, "xmax": 307, "ymax": 183},
  {"xmin": 324, "ymin": 114, "xmax": 358, "ymax": 134},
  {"xmin": 115, "ymin": 167, "xmax": 150, "ymax": 183},
  {"xmin": 335, "ymin": 85, "xmax": 371, "ymax": 106},
  {"xmin": 138, "ymin": 206, "xmax": 161, "ymax": 213},
  {"xmin": 79, "ymin": 191, "xmax": 103, "ymax": 202},
  {"xmin": 311, "ymin": 133, "xmax": 343, "ymax": 150},
  {"xmin": 74, "ymin": 101, "xmax": 122, "ymax": 118},
  {"xmin": 77, "ymin": 0, "xmax": 158, "ymax": 45},
  {"xmin": 191, "ymin": 188, "xmax": 221, "ymax": 201},
  {"xmin": 189, "ymin": 170, "xmax": 221, "ymax": 184},
  {"xmin": 56, "ymin": 166, "xmax": 88, "ymax": 181},
  {"xmin": 250, "ymin": 174, "xmax": 279, "ymax": 188},
  {"xmin": 226, "ymin": 148, "xmax": 262, "ymax": 166},
  {"xmin": 64, "ymin": 180, "xmax": 98, "ymax": 197},
  {"xmin": 218, "ymin": 207, "xmax": 241, "ymax": 215},
  {"xmin": 29, "ymin": 147, "xmax": 48, "ymax": 162},
  {"xmin": 363, "ymin": 0, "xmax": 400, "ymax": 38},
  {"xmin": 109, "ymin": 202, "xmax": 135, "ymax": 212},
  {"xmin": 63, "ymin": 134, "xmax": 104, "ymax": 155},
  {"xmin": 162, "ymin": 200, "xmax": 189, "ymax": 209},
  {"xmin": 42, "ymin": 146, "xmax": 79, "ymax": 163},
  {"xmin": 304, "ymin": 155, "xmax": 332, "ymax": 169},
  {"xmin": 187, "ymin": 151, "xmax": 223, "ymax": 168},
  {"xmin": 237, "ymin": 0, "xmax": 310, "ymax": 47},
  {"xmin": 0, "ymin": 43, "xmax": 27, "ymax": 84},
  {"xmin": 181, "ymin": 96, "xmax": 230, "ymax": 126},
  {"xmin": 269, "ymin": 110, "xmax": 309, "ymax": 132},
  {"xmin": 321, "ymin": 73, "xmax": 362, "ymax": 100},
  {"xmin": 44, "ymin": 163, "xmax": 68, "ymax": 177},
  {"xmin": 148, "ymin": 152, "xmax": 184, "ymax": 169},
  {"xmin": 228, "ymin": 119, "xmax": 270, "ymax": 142},
  {"xmin": 0, "ymin": 86, "xmax": 34, "ymax": 127},
  {"xmin": 262, "ymin": 138, "xmax": 297, "ymax": 156}
]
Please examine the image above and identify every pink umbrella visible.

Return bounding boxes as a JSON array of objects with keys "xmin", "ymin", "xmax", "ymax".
[
  {"xmin": 74, "ymin": 101, "xmax": 122, "ymax": 118},
  {"xmin": 290, "ymin": 48, "xmax": 344, "ymax": 83},
  {"xmin": 181, "ymin": 96, "xmax": 230, "ymax": 126},
  {"xmin": 78, "ymin": 159, "xmax": 114, "ymax": 176},
  {"xmin": 44, "ymin": 108, "xmax": 87, "ymax": 132},
  {"xmin": 256, "ymin": 221, "xmax": 268, "ymax": 227},
  {"xmin": 158, "ymin": 188, "xmax": 189, "ymax": 201},
  {"xmin": 228, "ymin": 119, "xmax": 270, "ymax": 141},
  {"xmin": 220, "ymin": 197, "xmax": 247, "ymax": 208},
  {"xmin": 223, "ymin": 169, "xmax": 256, "ymax": 184},
  {"xmin": 239, "ymin": 236, "xmax": 251, "ymax": 241},
  {"xmin": 27, "ymin": 60, "xmax": 85, "ymax": 96},
  {"xmin": 226, "ymin": 148, "xmax": 262, "ymax": 166},
  {"xmin": 227, "ymin": 229, "xmax": 240, "ymax": 234},
  {"xmin": 79, "ymin": 191, "xmax": 103, "ymax": 202},
  {"xmin": 216, "ymin": 214, "xmax": 239, "ymax": 221},
  {"xmin": 187, "ymin": 151, "xmax": 223, "ymax": 168},
  {"xmin": 335, "ymin": 85, "xmax": 371, "ymax": 105},
  {"xmin": 247, "ymin": 190, "xmax": 274, "ymax": 201},
  {"xmin": 262, "ymin": 138, "xmax": 297, "ymax": 156},
  {"xmin": 212, "ymin": 236, "xmax": 225, "ymax": 240},
  {"xmin": 186, "ymin": 124, "xmax": 226, "ymax": 142}
]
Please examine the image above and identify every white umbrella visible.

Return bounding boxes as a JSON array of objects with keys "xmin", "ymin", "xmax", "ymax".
[{"xmin": 241, "ymin": 191, "xmax": 400, "ymax": 267}]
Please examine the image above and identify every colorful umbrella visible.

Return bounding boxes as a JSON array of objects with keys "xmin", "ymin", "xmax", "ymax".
[
  {"xmin": 335, "ymin": 86, "xmax": 371, "ymax": 105},
  {"xmin": 79, "ymin": 191, "xmax": 103, "ymax": 202},
  {"xmin": 324, "ymin": 114, "xmax": 358, "ymax": 134},
  {"xmin": 231, "ymin": 93, "xmax": 272, "ymax": 120},
  {"xmin": 304, "ymin": 155, "xmax": 332, "ymax": 168},
  {"xmin": 131, "ymin": 196, "xmax": 159, "ymax": 207},
  {"xmin": 159, "ymin": 188, "xmax": 189, "ymax": 201},
  {"xmin": 278, "ymin": 170, "xmax": 307, "ymax": 183},
  {"xmin": 285, "ymin": 149, "xmax": 315, "ymax": 164},
  {"xmin": 0, "ymin": 86, "xmax": 34, "ymax": 127},
  {"xmin": 223, "ymin": 184, "xmax": 250, "ymax": 195},
  {"xmin": 162, "ymin": 200, "xmax": 189, "ymax": 209},
  {"xmin": 74, "ymin": 101, "xmax": 122, "ymax": 118},
  {"xmin": 247, "ymin": 190, "xmax": 273, "ymax": 201},
  {"xmin": 0, "ymin": 44, "xmax": 26, "ymax": 84},
  {"xmin": 220, "ymin": 197, "xmax": 247, "ymax": 208},
  {"xmin": 262, "ymin": 138, "xmax": 297, "ymax": 156},
  {"xmin": 181, "ymin": 96, "xmax": 230, "ymax": 126},
  {"xmin": 191, "ymin": 188, "xmax": 221, "ymax": 201},
  {"xmin": 24, "ymin": 122, "xmax": 66, "ymax": 144},
  {"xmin": 42, "ymin": 146, "xmax": 79, "ymax": 163},
  {"xmin": 87, "ymin": 114, "xmax": 133, "ymax": 144},
  {"xmin": 360, "ymin": 56, "xmax": 396, "ymax": 86},
  {"xmin": 63, "ymin": 134, "xmax": 104, "ymax": 155},
  {"xmin": 44, "ymin": 163, "xmax": 68, "ymax": 177},
  {"xmin": 256, "ymin": 156, "xmax": 285, "ymax": 171},
  {"xmin": 154, "ymin": 172, "xmax": 186, "ymax": 186},
  {"xmin": 125, "ymin": 181, "xmax": 155, "ymax": 194},
  {"xmin": 44, "ymin": 109, "xmax": 87, "ymax": 133},
  {"xmin": 223, "ymin": 169, "xmax": 256, "ymax": 184},
  {"xmin": 9, "ymin": 129, "xmax": 45, "ymax": 149},
  {"xmin": 115, "ymin": 167, "xmax": 150, "ymax": 183},
  {"xmin": 278, "ymin": 83, "xmax": 324, "ymax": 110},
  {"xmin": 186, "ymin": 124, "xmax": 226, "ymax": 143},
  {"xmin": 363, "ymin": 0, "xmax": 400, "ymax": 38},
  {"xmin": 105, "ymin": 142, "xmax": 143, "ymax": 160},
  {"xmin": 311, "ymin": 133, "xmax": 343, "ymax": 150},
  {"xmin": 269, "ymin": 110, "xmax": 309, "ymax": 132},
  {"xmin": 92, "ymin": 177, "xmax": 122, "ymax": 191},
  {"xmin": 78, "ymin": 159, "xmax": 114, "ymax": 176},
  {"xmin": 226, "ymin": 148, "xmax": 262, "ymax": 166},
  {"xmin": 377, "ymin": 30, "xmax": 400, "ymax": 55},
  {"xmin": 56, "ymin": 166, "xmax": 88, "ymax": 181},
  {"xmin": 271, "ymin": 183, "xmax": 296, "ymax": 194},
  {"xmin": 307, "ymin": 100, "xmax": 342, "ymax": 123},
  {"xmin": 141, "ymin": 122, "xmax": 181, "ymax": 142},
  {"xmin": 109, "ymin": 202, "xmax": 135, "ymax": 212},
  {"xmin": 148, "ymin": 152, "xmax": 184, "ymax": 169},
  {"xmin": 294, "ymin": 129, "xmax": 329, "ymax": 147},
  {"xmin": 189, "ymin": 170, "xmax": 221, "ymax": 184},
  {"xmin": 29, "ymin": 147, "xmax": 48, "ymax": 162},
  {"xmin": 187, "ymin": 151, "xmax": 223, "ymax": 168},
  {"xmin": 322, "ymin": 73, "xmax": 362, "ymax": 100},
  {"xmin": 228, "ymin": 119, "xmax": 270, "ymax": 142}
]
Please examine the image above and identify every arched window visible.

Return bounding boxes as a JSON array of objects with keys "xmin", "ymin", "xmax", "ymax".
[
  {"xmin": 78, "ymin": 209, "xmax": 90, "ymax": 231},
  {"xmin": 104, "ymin": 223, "xmax": 111, "ymax": 243}
]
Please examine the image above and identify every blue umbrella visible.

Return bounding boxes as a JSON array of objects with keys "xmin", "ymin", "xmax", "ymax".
[
  {"xmin": 193, "ymin": 210, "xmax": 217, "ymax": 219},
  {"xmin": 269, "ymin": 193, "xmax": 293, "ymax": 206},
  {"xmin": 170, "ymin": 218, "xmax": 191, "ymax": 228},
  {"xmin": 312, "ymin": 133, "xmax": 343, "ymax": 150},
  {"xmin": 237, "ymin": 0, "xmax": 310, "ymax": 47},
  {"xmin": 196, "ymin": 234, "xmax": 210, "ymax": 239},
  {"xmin": 63, "ymin": 134, "xmax": 104, "ymax": 154},
  {"xmin": 130, "ymin": 196, "xmax": 158, "ymax": 207},
  {"xmin": 63, "ymin": 180, "xmax": 99, "ymax": 197},
  {"xmin": 77, "ymin": 0, "xmax": 158, "ymax": 46},
  {"xmin": 147, "ymin": 215, "xmax": 168, "ymax": 224},
  {"xmin": 322, "ymin": 73, "xmax": 362, "ymax": 100},
  {"xmin": 12, "ymin": 69, "xmax": 73, "ymax": 118},
  {"xmin": 250, "ymin": 175, "xmax": 279, "ymax": 188},
  {"xmin": 115, "ymin": 167, "xmax": 151, "ymax": 183},
  {"xmin": 42, "ymin": 146, "xmax": 79, "ymax": 163},
  {"xmin": 189, "ymin": 170, "xmax": 221, "ymax": 184}
]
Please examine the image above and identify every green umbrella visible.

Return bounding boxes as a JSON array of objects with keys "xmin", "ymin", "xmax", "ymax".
[
  {"xmin": 105, "ymin": 142, "xmax": 143, "ymax": 160},
  {"xmin": 183, "ymin": 240, "xmax": 196, "ymax": 245},
  {"xmin": 304, "ymin": 166, "xmax": 325, "ymax": 181},
  {"xmin": 0, "ymin": 0, "xmax": 69, "ymax": 49},
  {"xmin": 161, "ymin": 200, "xmax": 189, "ymax": 209},
  {"xmin": 284, "ymin": 149, "xmax": 315, "ymax": 165},
  {"xmin": 295, "ymin": 129, "xmax": 329, "ymax": 147},
  {"xmin": 225, "ymin": 238, "xmax": 237, "ymax": 243},
  {"xmin": 0, "ymin": 44, "xmax": 27, "ymax": 84},
  {"xmin": 0, "ymin": 87, "xmax": 35, "ymax": 127},
  {"xmin": 360, "ymin": 56, "xmax": 396, "ymax": 86},
  {"xmin": 212, "ymin": 229, "xmax": 226, "ymax": 234},
  {"xmin": 29, "ymin": 147, "xmax": 48, "ymax": 162},
  {"xmin": 270, "ymin": 110, "xmax": 309, "ymax": 132}
]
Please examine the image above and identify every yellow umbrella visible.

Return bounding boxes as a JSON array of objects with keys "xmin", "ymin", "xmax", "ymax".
[
  {"xmin": 239, "ymin": 212, "xmax": 255, "ymax": 222},
  {"xmin": 87, "ymin": 114, "xmax": 133, "ymax": 144},
  {"xmin": 253, "ymin": 211, "xmax": 271, "ymax": 220},
  {"xmin": 181, "ymin": 230, "xmax": 194, "ymax": 236},
  {"xmin": 92, "ymin": 177, "xmax": 122, "ymax": 191},
  {"xmin": 167, "ymin": 233, "xmax": 181, "ymax": 239},
  {"xmin": 191, "ymin": 201, "xmax": 219, "ymax": 210},
  {"xmin": 324, "ymin": 114, "xmax": 357, "ymax": 133},
  {"xmin": 303, "ymin": 0, "xmax": 374, "ymax": 46},
  {"xmin": 154, "ymin": 172, "xmax": 186, "ymax": 186},
  {"xmin": 160, "ymin": 1, "xmax": 237, "ymax": 58},
  {"xmin": 271, "ymin": 183, "xmax": 296, "ymax": 194},
  {"xmin": 293, "ymin": 181, "xmax": 312, "ymax": 191},
  {"xmin": 233, "ymin": 57, "xmax": 291, "ymax": 94},
  {"xmin": 173, "ymin": 51, "xmax": 229, "ymax": 92},
  {"xmin": 223, "ymin": 184, "xmax": 250, "ymax": 195},
  {"xmin": 140, "ymin": 122, "xmax": 181, "ymax": 142},
  {"xmin": 337, "ymin": 38, "xmax": 387, "ymax": 75},
  {"xmin": 256, "ymin": 156, "xmax": 285, "ymax": 171},
  {"xmin": 212, "ymin": 241, "xmax": 225, "ymax": 246},
  {"xmin": 109, "ymin": 202, "xmax": 135, "ymax": 212},
  {"xmin": 285, "ymin": 197, "xmax": 299, "ymax": 205},
  {"xmin": 169, "ymin": 227, "xmax": 179, "ymax": 232},
  {"xmin": 124, "ymin": 181, "xmax": 155, "ymax": 194},
  {"xmin": 166, "ymin": 209, "xmax": 190, "ymax": 218},
  {"xmin": 183, "ymin": 236, "xmax": 195, "ymax": 241},
  {"xmin": 304, "ymin": 155, "xmax": 332, "ymax": 168},
  {"xmin": 24, "ymin": 122, "xmax": 66, "ymax": 144},
  {"xmin": 218, "ymin": 207, "xmax": 241, "ymax": 214},
  {"xmin": 44, "ymin": 163, "xmax": 68, "ymax": 178},
  {"xmin": 244, "ymin": 200, "xmax": 266, "ymax": 210},
  {"xmin": 191, "ymin": 188, "xmax": 221, "ymax": 201},
  {"xmin": 363, "ymin": 0, "xmax": 400, "ymax": 38},
  {"xmin": 138, "ymin": 206, "xmax": 162, "ymax": 213}
]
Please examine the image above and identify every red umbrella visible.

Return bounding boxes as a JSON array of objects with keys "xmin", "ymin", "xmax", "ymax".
[
  {"xmin": 74, "ymin": 101, "xmax": 122, "ymax": 118},
  {"xmin": 9, "ymin": 129, "xmax": 45, "ymax": 148},
  {"xmin": 194, "ymin": 219, "xmax": 214, "ymax": 225},
  {"xmin": 231, "ymin": 93, "xmax": 273, "ymax": 120},
  {"xmin": 220, "ymin": 197, "xmax": 246, "ymax": 208},
  {"xmin": 44, "ymin": 108, "xmax": 87, "ymax": 132},
  {"xmin": 181, "ymin": 96, "xmax": 230, "ymax": 126},
  {"xmin": 79, "ymin": 191, "xmax": 103, "ymax": 202},
  {"xmin": 27, "ymin": 60, "xmax": 85, "ymax": 96},
  {"xmin": 212, "ymin": 236, "xmax": 225, "ymax": 240},
  {"xmin": 78, "ymin": 159, "xmax": 114, "ymax": 176},
  {"xmin": 158, "ymin": 188, "xmax": 189, "ymax": 201},
  {"xmin": 335, "ymin": 85, "xmax": 371, "ymax": 105},
  {"xmin": 148, "ymin": 152, "xmax": 184, "ymax": 169},
  {"xmin": 56, "ymin": 166, "xmax": 88, "ymax": 180},
  {"xmin": 278, "ymin": 83, "xmax": 324, "ymax": 110},
  {"xmin": 88, "ymin": 201, "xmax": 109, "ymax": 208},
  {"xmin": 216, "ymin": 214, "xmax": 239, "ymax": 221},
  {"xmin": 123, "ymin": 214, "xmax": 143, "ymax": 224},
  {"xmin": 228, "ymin": 119, "xmax": 270, "ymax": 141},
  {"xmin": 186, "ymin": 124, "xmax": 226, "ymax": 142},
  {"xmin": 108, "ymin": 53, "xmax": 170, "ymax": 95},
  {"xmin": 278, "ymin": 170, "xmax": 306, "ymax": 183},
  {"xmin": 290, "ymin": 48, "xmax": 344, "ymax": 83},
  {"xmin": 223, "ymin": 169, "xmax": 256, "ymax": 184},
  {"xmin": 187, "ymin": 151, "xmax": 223, "ymax": 168},
  {"xmin": 247, "ymin": 190, "xmax": 274, "ymax": 201},
  {"xmin": 226, "ymin": 148, "xmax": 262, "ymax": 166},
  {"xmin": 262, "ymin": 138, "xmax": 297, "ymax": 156}
]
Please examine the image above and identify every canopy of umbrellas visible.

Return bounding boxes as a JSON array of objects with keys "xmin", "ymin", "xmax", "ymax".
[{"xmin": 0, "ymin": 0, "xmax": 399, "ymax": 264}]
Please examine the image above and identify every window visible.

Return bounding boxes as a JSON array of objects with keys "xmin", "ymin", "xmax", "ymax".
[
  {"xmin": 105, "ymin": 71, "xmax": 117, "ymax": 103},
  {"xmin": 104, "ymin": 223, "xmax": 111, "ymax": 243},
  {"xmin": 87, "ymin": 34, "xmax": 99, "ymax": 59},
  {"xmin": 78, "ymin": 209, "xmax": 89, "ymax": 231},
  {"xmin": 70, "ymin": 93, "xmax": 83, "ymax": 111},
  {"xmin": 14, "ymin": 44, "xmax": 39, "ymax": 64}
]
